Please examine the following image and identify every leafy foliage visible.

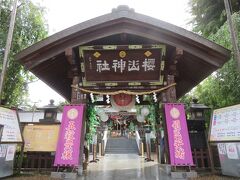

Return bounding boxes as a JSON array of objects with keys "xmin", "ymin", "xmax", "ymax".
[
  {"xmin": 184, "ymin": 13, "xmax": 240, "ymax": 111},
  {"xmin": 188, "ymin": 0, "xmax": 240, "ymax": 37},
  {"xmin": 0, "ymin": 0, "xmax": 48, "ymax": 106},
  {"xmin": 86, "ymin": 105, "xmax": 99, "ymax": 144},
  {"xmin": 56, "ymin": 100, "xmax": 69, "ymax": 111}
]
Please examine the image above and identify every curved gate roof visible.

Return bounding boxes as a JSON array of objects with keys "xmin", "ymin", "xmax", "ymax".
[{"xmin": 16, "ymin": 6, "xmax": 230, "ymax": 101}]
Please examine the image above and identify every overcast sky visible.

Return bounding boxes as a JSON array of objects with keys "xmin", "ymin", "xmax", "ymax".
[{"xmin": 29, "ymin": 0, "xmax": 191, "ymax": 106}]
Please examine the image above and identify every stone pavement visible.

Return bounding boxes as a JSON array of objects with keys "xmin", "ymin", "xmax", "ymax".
[{"xmin": 78, "ymin": 154, "xmax": 178, "ymax": 180}]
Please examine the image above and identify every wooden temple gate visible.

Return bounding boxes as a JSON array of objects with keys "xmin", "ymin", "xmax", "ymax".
[{"xmin": 16, "ymin": 6, "xmax": 230, "ymax": 172}]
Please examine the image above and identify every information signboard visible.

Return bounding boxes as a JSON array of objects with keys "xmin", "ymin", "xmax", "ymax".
[
  {"xmin": 23, "ymin": 124, "xmax": 60, "ymax": 152},
  {"xmin": 210, "ymin": 104, "xmax": 240, "ymax": 142},
  {"xmin": 0, "ymin": 107, "xmax": 22, "ymax": 142},
  {"xmin": 218, "ymin": 143, "xmax": 240, "ymax": 177},
  {"xmin": 0, "ymin": 144, "xmax": 17, "ymax": 178}
]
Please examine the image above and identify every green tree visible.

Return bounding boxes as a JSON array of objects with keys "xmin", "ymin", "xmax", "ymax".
[
  {"xmin": 186, "ymin": 0, "xmax": 240, "ymax": 111},
  {"xmin": 186, "ymin": 13, "xmax": 240, "ymax": 110},
  {"xmin": 0, "ymin": 0, "xmax": 48, "ymax": 106},
  {"xmin": 188, "ymin": 0, "xmax": 240, "ymax": 37}
]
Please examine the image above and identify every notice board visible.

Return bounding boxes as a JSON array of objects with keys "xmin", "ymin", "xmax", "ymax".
[
  {"xmin": 0, "ymin": 107, "xmax": 22, "ymax": 142},
  {"xmin": 0, "ymin": 144, "xmax": 17, "ymax": 178},
  {"xmin": 23, "ymin": 124, "xmax": 60, "ymax": 152},
  {"xmin": 218, "ymin": 143, "xmax": 240, "ymax": 177},
  {"xmin": 209, "ymin": 104, "xmax": 240, "ymax": 142}
]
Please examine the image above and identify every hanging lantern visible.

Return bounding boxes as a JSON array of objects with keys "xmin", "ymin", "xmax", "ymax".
[
  {"xmin": 141, "ymin": 106, "xmax": 150, "ymax": 116},
  {"xmin": 111, "ymin": 93, "xmax": 135, "ymax": 111},
  {"xmin": 137, "ymin": 115, "xmax": 145, "ymax": 122},
  {"xmin": 97, "ymin": 109, "xmax": 109, "ymax": 122},
  {"xmin": 100, "ymin": 113, "xmax": 109, "ymax": 122}
]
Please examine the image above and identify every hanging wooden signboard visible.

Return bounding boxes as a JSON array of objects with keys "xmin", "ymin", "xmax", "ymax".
[{"xmin": 79, "ymin": 44, "xmax": 165, "ymax": 87}]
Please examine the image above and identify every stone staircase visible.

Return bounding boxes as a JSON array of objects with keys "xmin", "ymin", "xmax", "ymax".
[{"xmin": 105, "ymin": 137, "xmax": 139, "ymax": 154}]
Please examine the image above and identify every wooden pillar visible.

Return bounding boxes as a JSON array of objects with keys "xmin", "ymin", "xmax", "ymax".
[
  {"xmin": 165, "ymin": 75, "xmax": 177, "ymax": 102},
  {"xmin": 161, "ymin": 75, "xmax": 177, "ymax": 164},
  {"xmin": 71, "ymin": 76, "xmax": 80, "ymax": 104},
  {"xmin": 68, "ymin": 45, "xmax": 87, "ymax": 172}
]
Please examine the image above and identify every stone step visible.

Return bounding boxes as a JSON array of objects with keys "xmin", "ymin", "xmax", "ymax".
[{"xmin": 105, "ymin": 137, "xmax": 138, "ymax": 154}]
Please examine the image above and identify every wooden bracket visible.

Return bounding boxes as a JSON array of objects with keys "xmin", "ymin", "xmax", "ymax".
[
  {"xmin": 65, "ymin": 47, "xmax": 76, "ymax": 65},
  {"xmin": 171, "ymin": 47, "xmax": 183, "ymax": 64},
  {"xmin": 168, "ymin": 48, "xmax": 183, "ymax": 76},
  {"xmin": 65, "ymin": 48, "xmax": 79, "ymax": 77}
]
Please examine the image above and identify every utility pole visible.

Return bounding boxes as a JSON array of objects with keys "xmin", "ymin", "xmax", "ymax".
[
  {"xmin": 224, "ymin": 0, "xmax": 240, "ymax": 70},
  {"xmin": 0, "ymin": 0, "xmax": 18, "ymax": 104}
]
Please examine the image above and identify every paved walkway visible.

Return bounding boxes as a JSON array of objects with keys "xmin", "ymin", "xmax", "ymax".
[{"xmin": 78, "ymin": 154, "xmax": 176, "ymax": 180}]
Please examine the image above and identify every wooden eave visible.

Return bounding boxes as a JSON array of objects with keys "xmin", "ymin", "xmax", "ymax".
[{"xmin": 16, "ymin": 6, "xmax": 231, "ymax": 101}]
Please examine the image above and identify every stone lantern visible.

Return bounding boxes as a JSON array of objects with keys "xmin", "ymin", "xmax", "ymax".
[
  {"xmin": 189, "ymin": 98, "xmax": 209, "ymax": 121},
  {"xmin": 187, "ymin": 98, "xmax": 209, "ymax": 134},
  {"xmin": 38, "ymin": 99, "xmax": 59, "ymax": 123},
  {"xmin": 187, "ymin": 98, "xmax": 210, "ymax": 168}
]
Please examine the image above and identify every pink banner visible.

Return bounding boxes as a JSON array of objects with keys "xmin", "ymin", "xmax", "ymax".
[
  {"xmin": 54, "ymin": 105, "xmax": 85, "ymax": 167},
  {"xmin": 164, "ymin": 103, "xmax": 193, "ymax": 166}
]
